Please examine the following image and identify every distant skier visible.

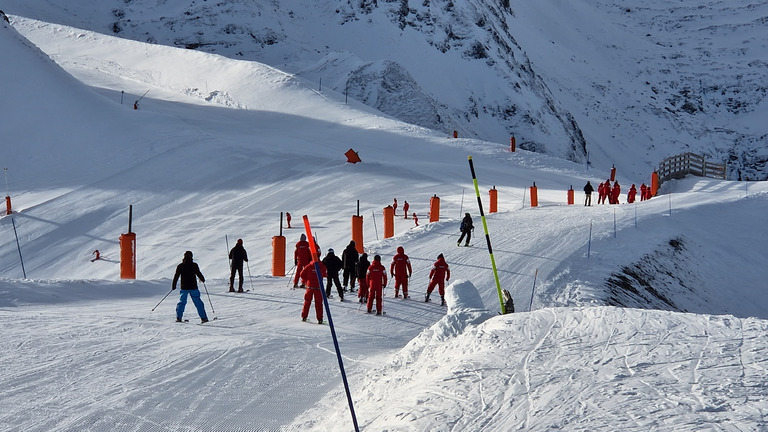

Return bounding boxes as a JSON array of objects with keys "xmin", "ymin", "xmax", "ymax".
[
  {"xmin": 640, "ymin": 183, "xmax": 648, "ymax": 201},
  {"xmin": 293, "ymin": 234, "xmax": 312, "ymax": 288},
  {"xmin": 611, "ymin": 181, "xmax": 621, "ymax": 204},
  {"xmin": 599, "ymin": 180, "xmax": 611, "ymax": 204},
  {"xmin": 228, "ymin": 238, "xmax": 248, "ymax": 292},
  {"xmin": 356, "ymin": 253, "xmax": 371, "ymax": 304},
  {"xmin": 366, "ymin": 255, "xmax": 388, "ymax": 315},
  {"xmin": 583, "ymin": 181, "xmax": 594, "ymax": 206},
  {"xmin": 392, "ymin": 198, "xmax": 398, "ymax": 216},
  {"xmin": 413, "ymin": 213, "xmax": 419, "ymax": 226},
  {"xmin": 90, "ymin": 249, "xmax": 101, "ymax": 262},
  {"xmin": 341, "ymin": 240, "xmax": 359, "ymax": 292},
  {"xmin": 402, "ymin": 200, "xmax": 410, "ymax": 219},
  {"xmin": 172, "ymin": 251, "xmax": 209, "ymax": 323},
  {"xmin": 390, "ymin": 246, "xmax": 412, "ymax": 298},
  {"xmin": 627, "ymin": 184, "xmax": 637, "ymax": 204},
  {"xmin": 425, "ymin": 253, "xmax": 450, "ymax": 306},
  {"xmin": 457, "ymin": 213, "xmax": 474, "ymax": 246},
  {"xmin": 322, "ymin": 248, "xmax": 344, "ymax": 300},
  {"xmin": 286, "ymin": 212, "xmax": 292, "ymax": 228},
  {"xmin": 299, "ymin": 258, "xmax": 327, "ymax": 324}
]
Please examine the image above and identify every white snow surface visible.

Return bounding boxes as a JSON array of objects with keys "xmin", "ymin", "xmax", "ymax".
[{"xmin": 2, "ymin": 11, "xmax": 768, "ymax": 432}]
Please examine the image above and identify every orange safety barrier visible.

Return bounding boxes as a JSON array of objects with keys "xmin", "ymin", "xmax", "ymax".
[
  {"xmin": 429, "ymin": 195, "xmax": 440, "ymax": 222},
  {"xmin": 272, "ymin": 235, "xmax": 286, "ymax": 276},
  {"xmin": 489, "ymin": 187, "xmax": 498, "ymax": 213},
  {"xmin": 510, "ymin": 136, "xmax": 516, "ymax": 152},
  {"xmin": 119, "ymin": 232, "xmax": 136, "ymax": 279},
  {"xmin": 5, "ymin": 196, "xmax": 11, "ymax": 215},
  {"xmin": 453, "ymin": 130, "xmax": 458, "ymax": 138},
  {"xmin": 530, "ymin": 183, "xmax": 538, "ymax": 207},
  {"xmin": 352, "ymin": 215, "xmax": 364, "ymax": 253},
  {"xmin": 651, "ymin": 172, "xmax": 660, "ymax": 197},
  {"xmin": 567, "ymin": 187, "xmax": 574, "ymax": 205},
  {"xmin": 610, "ymin": 165, "xmax": 616, "ymax": 182},
  {"xmin": 383, "ymin": 205, "xmax": 395, "ymax": 238}
]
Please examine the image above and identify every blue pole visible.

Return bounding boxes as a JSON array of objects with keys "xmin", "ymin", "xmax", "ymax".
[
  {"xmin": 587, "ymin": 222, "xmax": 593, "ymax": 258},
  {"xmin": 12, "ymin": 218, "xmax": 26, "ymax": 279},
  {"xmin": 302, "ymin": 216, "xmax": 360, "ymax": 432}
]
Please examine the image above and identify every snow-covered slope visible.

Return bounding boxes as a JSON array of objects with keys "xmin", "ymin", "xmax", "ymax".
[
  {"xmin": 2, "ymin": 11, "xmax": 768, "ymax": 432},
  {"xmin": 4, "ymin": 0, "xmax": 767, "ymax": 180}
]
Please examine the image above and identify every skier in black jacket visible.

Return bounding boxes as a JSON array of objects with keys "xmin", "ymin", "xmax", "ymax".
[
  {"xmin": 341, "ymin": 241, "xmax": 359, "ymax": 292},
  {"xmin": 228, "ymin": 238, "xmax": 248, "ymax": 292},
  {"xmin": 322, "ymin": 248, "xmax": 344, "ymax": 300},
  {"xmin": 457, "ymin": 213, "xmax": 474, "ymax": 247},
  {"xmin": 172, "ymin": 251, "xmax": 208, "ymax": 323}
]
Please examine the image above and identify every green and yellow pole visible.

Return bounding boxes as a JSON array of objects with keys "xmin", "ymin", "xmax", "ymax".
[{"xmin": 467, "ymin": 156, "xmax": 509, "ymax": 314}]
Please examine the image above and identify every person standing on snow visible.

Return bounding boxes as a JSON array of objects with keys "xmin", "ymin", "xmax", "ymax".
[
  {"xmin": 425, "ymin": 253, "xmax": 450, "ymax": 306},
  {"xmin": 457, "ymin": 213, "xmax": 474, "ymax": 246},
  {"xmin": 286, "ymin": 212, "xmax": 292, "ymax": 229},
  {"xmin": 611, "ymin": 181, "xmax": 621, "ymax": 204},
  {"xmin": 392, "ymin": 198, "xmax": 398, "ymax": 216},
  {"xmin": 640, "ymin": 183, "xmax": 648, "ymax": 201},
  {"xmin": 390, "ymin": 246, "xmax": 412, "ymax": 298},
  {"xmin": 402, "ymin": 201, "xmax": 410, "ymax": 219},
  {"xmin": 299, "ymin": 257, "xmax": 327, "ymax": 324},
  {"xmin": 583, "ymin": 181, "xmax": 594, "ymax": 206},
  {"xmin": 228, "ymin": 238, "xmax": 248, "ymax": 292},
  {"xmin": 627, "ymin": 184, "xmax": 637, "ymax": 204},
  {"xmin": 341, "ymin": 241, "xmax": 359, "ymax": 292},
  {"xmin": 322, "ymin": 248, "xmax": 344, "ymax": 301},
  {"xmin": 293, "ymin": 234, "xmax": 312, "ymax": 288},
  {"xmin": 366, "ymin": 255, "xmax": 388, "ymax": 315},
  {"xmin": 356, "ymin": 253, "xmax": 371, "ymax": 304},
  {"xmin": 172, "ymin": 251, "xmax": 209, "ymax": 323}
]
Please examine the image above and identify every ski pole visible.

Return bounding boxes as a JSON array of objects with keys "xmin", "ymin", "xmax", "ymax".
[
  {"xmin": 202, "ymin": 282, "xmax": 216, "ymax": 314},
  {"xmin": 151, "ymin": 289, "xmax": 174, "ymax": 312},
  {"xmin": 246, "ymin": 261, "xmax": 254, "ymax": 291}
]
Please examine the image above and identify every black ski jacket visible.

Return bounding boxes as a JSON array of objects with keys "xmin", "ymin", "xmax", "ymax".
[
  {"xmin": 173, "ymin": 258, "xmax": 205, "ymax": 290},
  {"xmin": 229, "ymin": 244, "xmax": 248, "ymax": 268},
  {"xmin": 322, "ymin": 253, "xmax": 343, "ymax": 275},
  {"xmin": 342, "ymin": 243, "xmax": 359, "ymax": 269}
]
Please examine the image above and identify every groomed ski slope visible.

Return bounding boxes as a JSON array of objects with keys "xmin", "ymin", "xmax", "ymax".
[{"xmin": 1, "ymin": 16, "xmax": 768, "ymax": 431}]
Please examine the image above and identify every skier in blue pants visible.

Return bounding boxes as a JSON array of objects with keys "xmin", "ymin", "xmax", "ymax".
[{"xmin": 172, "ymin": 251, "xmax": 209, "ymax": 323}]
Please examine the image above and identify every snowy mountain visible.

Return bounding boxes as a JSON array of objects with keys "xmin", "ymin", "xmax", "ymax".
[
  {"xmin": 2, "ymin": 3, "xmax": 768, "ymax": 431},
  {"xmin": 5, "ymin": 0, "xmax": 768, "ymax": 180}
]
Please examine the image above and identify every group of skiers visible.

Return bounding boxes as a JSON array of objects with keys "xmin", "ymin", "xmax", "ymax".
[
  {"xmin": 583, "ymin": 180, "xmax": 652, "ymax": 206},
  {"xmin": 291, "ymin": 238, "xmax": 451, "ymax": 324}
]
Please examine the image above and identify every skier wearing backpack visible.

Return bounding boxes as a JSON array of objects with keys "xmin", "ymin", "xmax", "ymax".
[
  {"xmin": 228, "ymin": 238, "xmax": 248, "ymax": 292},
  {"xmin": 292, "ymin": 234, "xmax": 312, "ymax": 288},
  {"xmin": 299, "ymin": 258, "xmax": 327, "ymax": 324},
  {"xmin": 390, "ymin": 246, "xmax": 412, "ymax": 298},
  {"xmin": 341, "ymin": 241, "xmax": 359, "ymax": 292},
  {"xmin": 366, "ymin": 255, "xmax": 388, "ymax": 315},
  {"xmin": 356, "ymin": 253, "xmax": 371, "ymax": 304},
  {"xmin": 172, "ymin": 251, "xmax": 209, "ymax": 323},
  {"xmin": 426, "ymin": 253, "xmax": 450, "ymax": 306},
  {"xmin": 322, "ymin": 248, "xmax": 344, "ymax": 300},
  {"xmin": 457, "ymin": 213, "xmax": 474, "ymax": 246}
]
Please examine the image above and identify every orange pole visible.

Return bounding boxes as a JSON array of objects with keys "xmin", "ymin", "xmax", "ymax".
[
  {"xmin": 651, "ymin": 172, "xmax": 660, "ymax": 197},
  {"xmin": 530, "ymin": 183, "xmax": 538, "ymax": 207},
  {"xmin": 5, "ymin": 196, "xmax": 11, "ymax": 215},
  {"xmin": 489, "ymin": 187, "xmax": 498, "ymax": 213},
  {"xmin": 429, "ymin": 195, "xmax": 440, "ymax": 222},
  {"xmin": 119, "ymin": 232, "xmax": 136, "ymax": 279},
  {"xmin": 610, "ymin": 165, "xmax": 616, "ymax": 182},
  {"xmin": 453, "ymin": 130, "xmax": 458, "ymax": 138},
  {"xmin": 510, "ymin": 136, "xmax": 516, "ymax": 152},
  {"xmin": 351, "ymin": 215, "xmax": 364, "ymax": 253},
  {"xmin": 567, "ymin": 187, "xmax": 574, "ymax": 205},
  {"xmin": 271, "ymin": 235, "xmax": 286, "ymax": 276},
  {"xmin": 383, "ymin": 205, "xmax": 395, "ymax": 238}
]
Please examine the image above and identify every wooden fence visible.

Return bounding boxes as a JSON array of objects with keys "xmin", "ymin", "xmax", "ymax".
[{"xmin": 657, "ymin": 152, "xmax": 726, "ymax": 185}]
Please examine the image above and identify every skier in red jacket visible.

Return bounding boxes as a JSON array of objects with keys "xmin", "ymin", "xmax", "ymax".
[
  {"xmin": 300, "ymin": 258, "xmax": 327, "ymax": 324},
  {"xmin": 366, "ymin": 255, "xmax": 388, "ymax": 315},
  {"xmin": 611, "ymin": 181, "xmax": 621, "ymax": 204},
  {"xmin": 390, "ymin": 246, "xmax": 412, "ymax": 298},
  {"xmin": 640, "ymin": 183, "xmax": 648, "ymax": 201},
  {"xmin": 293, "ymin": 234, "xmax": 312, "ymax": 288},
  {"xmin": 627, "ymin": 184, "xmax": 637, "ymax": 203},
  {"xmin": 426, "ymin": 254, "xmax": 450, "ymax": 306}
]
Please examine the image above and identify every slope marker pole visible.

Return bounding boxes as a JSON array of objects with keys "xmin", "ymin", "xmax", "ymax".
[
  {"xmin": 467, "ymin": 156, "xmax": 508, "ymax": 314},
  {"xmin": 303, "ymin": 215, "xmax": 360, "ymax": 432}
]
